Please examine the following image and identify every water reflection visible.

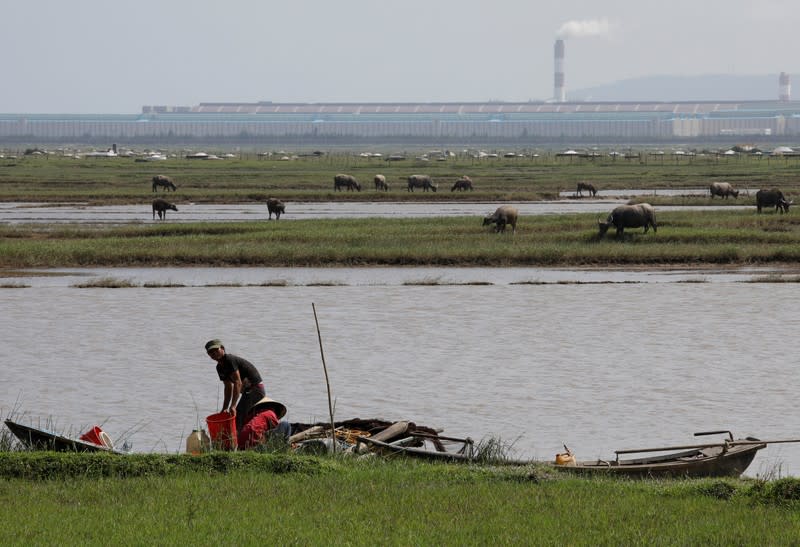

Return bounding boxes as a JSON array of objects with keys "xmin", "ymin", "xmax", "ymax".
[{"xmin": 2, "ymin": 276, "xmax": 798, "ymax": 477}]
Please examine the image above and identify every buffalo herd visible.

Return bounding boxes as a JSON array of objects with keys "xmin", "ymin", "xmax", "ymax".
[{"xmin": 141, "ymin": 172, "xmax": 792, "ymax": 236}]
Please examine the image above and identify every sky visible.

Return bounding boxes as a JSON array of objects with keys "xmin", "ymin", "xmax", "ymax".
[{"xmin": 2, "ymin": 0, "xmax": 799, "ymax": 113}]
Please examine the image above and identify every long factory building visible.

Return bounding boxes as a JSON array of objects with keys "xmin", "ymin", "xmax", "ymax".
[{"xmin": 3, "ymin": 100, "xmax": 800, "ymax": 143}]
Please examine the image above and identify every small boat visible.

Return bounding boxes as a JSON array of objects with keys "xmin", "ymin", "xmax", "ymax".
[
  {"xmin": 289, "ymin": 418, "xmax": 478, "ymax": 461},
  {"xmin": 354, "ymin": 435, "xmax": 477, "ymax": 463},
  {"xmin": 551, "ymin": 430, "xmax": 771, "ymax": 479},
  {"xmin": 4, "ymin": 419, "xmax": 124, "ymax": 454}
]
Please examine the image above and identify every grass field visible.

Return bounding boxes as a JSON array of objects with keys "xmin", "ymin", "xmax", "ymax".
[
  {"xmin": 1, "ymin": 151, "xmax": 799, "ymax": 204},
  {"xmin": 1, "ymin": 210, "xmax": 800, "ymax": 269},
  {"xmin": 0, "ymin": 451, "xmax": 798, "ymax": 545}
]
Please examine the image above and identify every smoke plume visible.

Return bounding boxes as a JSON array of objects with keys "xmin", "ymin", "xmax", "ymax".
[{"xmin": 556, "ymin": 18, "xmax": 610, "ymax": 39}]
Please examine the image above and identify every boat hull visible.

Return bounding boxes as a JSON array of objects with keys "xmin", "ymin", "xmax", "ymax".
[
  {"xmin": 4, "ymin": 420, "xmax": 122, "ymax": 454},
  {"xmin": 551, "ymin": 443, "xmax": 765, "ymax": 478}
]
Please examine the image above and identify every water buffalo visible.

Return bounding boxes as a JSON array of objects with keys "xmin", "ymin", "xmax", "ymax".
[
  {"xmin": 152, "ymin": 175, "xmax": 176, "ymax": 192},
  {"xmin": 374, "ymin": 174, "xmax": 389, "ymax": 191},
  {"xmin": 407, "ymin": 175, "xmax": 437, "ymax": 192},
  {"xmin": 152, "ymin": 198, "xmax": 178, "ymax": 220},
  {"xmin": 710, "ymin": 182, "xmax": 739, "ymax": 199},
  {"xmin": 482, "ymin": 206, "xmax": 519, "ymax": 234},
  {"xmin": 576, "ymin": 182, "xmax": 597, "ymax": 197},
  {"xmin": 598, "ymin": 203, "xmax": 657, "ymax": 238},
  {"xmin": 756, "ymin": 188, "xmax": 792, "ymax": 213},
  {"xmin": 266, "ymin": 198, "xmax": 285, "ymax": 220},
  {"xmin": 334, "ymin": 174, "xmax": 361, "ymax": 192},
  {"xmin": 451, "ymin": 177, "xmax": 473, "ymax": 192}
]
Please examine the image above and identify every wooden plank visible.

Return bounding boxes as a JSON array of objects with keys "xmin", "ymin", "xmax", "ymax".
[
  {"xmin": 289, "ymin": 425, "xmax": 324, "ymax": 444},
  {"xmin": 369, "ymin": 421, "xmax": 410, "ymax": 443}
]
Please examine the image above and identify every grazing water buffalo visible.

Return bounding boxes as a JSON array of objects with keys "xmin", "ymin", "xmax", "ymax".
[
  {"xmin": 598, "ymin": 203, "xmax": 657, "ymax": 238},
  {"xmin": 152, "ymin": 175, "xmax": 176, "ymax": 192},
  {"xmin": 576, "ymin": 182, "xmax": 597, "ymax": 197},
  {"xmin": 756, "ymin": 188, "xmax": 792, "ymax": 213},
  {"xmin": 482, "ymin": 206, "xmax": 519, "ymax": 233},
  {"xmin": 334, "ymin": 174, "xmax": 361, "ymax": 191},
  {"xmin": 407, "ymin": 174, "xmax": 437, "ymax": 192},
  {"xmin": 374, "ymin": 174, "xmax": 389, "ymax": 191},
  {"xmin": 710, "ymin": 182, "xmax": 739, "ymax": 199},
  {"xmin": 152, "ymin": 198, "xmax": 178, "ymax": 220},
  {"xmin": 266, "ymin": 198, "xmax": 285, "ymax": 220},
  {"xmin": 451, "ymin": 176, "xmax": 473, "ymax": 191}
]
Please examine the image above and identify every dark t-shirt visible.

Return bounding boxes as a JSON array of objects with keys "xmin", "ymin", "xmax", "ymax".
[{"xmin": 216, "ymin": 354, "xmax": 262, "ymax": 386}]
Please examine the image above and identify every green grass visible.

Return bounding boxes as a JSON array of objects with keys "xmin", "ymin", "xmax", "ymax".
[
  {"xmin": 1, "ymin": 152, "xmax": 799, "ymax": 203},
  {"xmin": 0, "ymin": 452, "xmax": 798, "ymax": 545},
  {"xmin": 2, "ymin": 210, "xmax": 800, "ymax": 269}
]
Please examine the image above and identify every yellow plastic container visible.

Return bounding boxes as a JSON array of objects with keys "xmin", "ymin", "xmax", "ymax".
[
  {"xmin": 186, "ymin": 429, "xmax": 211, "ymax": 454},
  {"xmin": 555, "ymin": 452, "xmax": 576, "ymax": 466}
]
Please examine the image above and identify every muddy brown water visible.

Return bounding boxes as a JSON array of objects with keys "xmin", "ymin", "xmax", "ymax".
[{"xmin": 2, "ymin": 267, "xmax": 798, "ymax": 477}]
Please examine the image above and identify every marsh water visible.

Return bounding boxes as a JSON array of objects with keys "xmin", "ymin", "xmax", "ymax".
[
  {"xmin": 0, "ymin": 198, "xmax": 745, "ymax": 224},
  {"xmin": 2, "ymin": 266, "xmax": 799, "ymax": 477}
]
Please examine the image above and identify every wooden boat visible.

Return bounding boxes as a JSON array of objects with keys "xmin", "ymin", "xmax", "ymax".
[
  {"xmin": 4, "ymin": 419, "xmax": 124, "ymax": 454},
  {"xmin": 551, "ymin": 431, "xmax": 770, "ymax": 478},
  {"xmin": 289, "ymin": 418, "xmax": 479, "ymax": 461},
  {"xmin": 354, "ymin": 434, "xmax": 477, "ymax": 463}
]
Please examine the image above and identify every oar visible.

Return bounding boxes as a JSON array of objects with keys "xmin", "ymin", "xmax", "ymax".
[
  {"xmin": 693, "ymin": 430, "xmax": 800, "ymax": 447},
  {"xmin": 726, "ymin": 438, "xmax": 800, "ymax": 446},
  {"xmin": 615, "ymin": 438, "xmax": 800, "ymax": 456},
  {"xmin": 615, "ymin": 441, "xmax": 759, "ymax": 455}
]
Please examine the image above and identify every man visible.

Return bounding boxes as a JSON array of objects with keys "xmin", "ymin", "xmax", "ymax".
[
  {"xmin": 205, "ymin": 339, "xmax": 265, "ymax": 433},
  {"xmin": 238, "ymin": 395, "xmax": 292, "ymax": 450}
]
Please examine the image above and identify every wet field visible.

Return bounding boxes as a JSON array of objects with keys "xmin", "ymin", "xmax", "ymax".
[{"xmin": 2, "ymin": 195, "xmax": 796, "ymax": 477}]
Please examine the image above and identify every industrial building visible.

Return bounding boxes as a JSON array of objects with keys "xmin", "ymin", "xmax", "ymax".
[{"xmin": 2, "ymin": 98, "xmax": 800, "ymax": 144}]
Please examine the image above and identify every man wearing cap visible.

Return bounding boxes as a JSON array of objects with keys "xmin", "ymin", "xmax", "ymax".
[
  {"xmin": 237, "ymin": 395, "xmax": 291, "ymax": 450},
  {"xmin": 205, "ymin": 339, "xmax": 266, "ymax": 433}
]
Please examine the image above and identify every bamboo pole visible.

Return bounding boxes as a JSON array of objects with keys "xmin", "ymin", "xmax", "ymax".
[{"xmin": 312, "ymin": 303, "xmax": 336, "ymax": 453}]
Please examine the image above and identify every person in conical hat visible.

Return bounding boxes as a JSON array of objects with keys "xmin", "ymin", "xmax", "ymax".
[{"xmin": 237, "ymin": 395, "xmax": 291, "ymax": 450}]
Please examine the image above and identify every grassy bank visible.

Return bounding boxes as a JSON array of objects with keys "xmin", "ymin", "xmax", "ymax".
[
  {"xmin": 0, "ymin": 453, "xmax": 800, "ymax": 545},
  {"xmin": 1, "ymin": 152, "xmax": 799, "ymax": 204},
  {"xmin": 2, "ymin": 210, "xmax": 800, "ymax": 269},
  {"xmin": 0, "ymin": 452, "xmax": 798, "ymax": 545}
]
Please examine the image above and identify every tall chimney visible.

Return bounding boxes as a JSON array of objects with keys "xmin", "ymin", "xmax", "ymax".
[
  {"xmin": 554, "ymin": 39, "xmax": 566, "ymax": 102},
  {"xmin": 779, "ymin": 72, "xmax": 791, "ymax": 101}
]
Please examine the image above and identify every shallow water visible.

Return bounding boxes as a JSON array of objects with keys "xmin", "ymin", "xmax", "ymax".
[
  {"xmin": 2, "ymin": 268, "xmax": 798, "ymax": 478},
  {"xmin": 0, "ymin": 200, "xmax": 745, "ymax": 224}
]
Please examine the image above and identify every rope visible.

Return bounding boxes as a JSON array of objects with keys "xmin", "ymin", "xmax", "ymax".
[{"xmin": 334, "ymin": 428, "xmax": 371, "ymax": 445}]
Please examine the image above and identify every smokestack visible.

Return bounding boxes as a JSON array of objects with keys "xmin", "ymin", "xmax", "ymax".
[
  {"xmin": 554, "ymin": 39, "xmax": 566, "ymax": 102},
  {"xmin": 779, "ymin": 72, "xmax": 791, "ymax": 101}
]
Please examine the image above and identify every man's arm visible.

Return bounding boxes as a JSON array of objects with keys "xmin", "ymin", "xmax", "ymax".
[{"xmin": 223, "ymin": 369, "xmax": 243, "ymax": 416}]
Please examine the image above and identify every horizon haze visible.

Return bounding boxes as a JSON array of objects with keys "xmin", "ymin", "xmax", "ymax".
[{"xmin": 2, "ymin": 0, "xmax": 799, "ymax": 114}]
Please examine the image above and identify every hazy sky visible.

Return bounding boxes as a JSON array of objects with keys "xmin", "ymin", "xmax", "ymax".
[{"xmin": 3, "ymin": 0, "xmax": 799, "ymax": 113}]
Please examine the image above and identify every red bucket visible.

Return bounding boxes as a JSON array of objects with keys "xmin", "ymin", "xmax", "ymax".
[
  {"xmin": 79, "ymin": 425, "xmax": 110, "ymax": 447},
  {"xmin": 206, "ymin": 412, "xmax": 237, "ymax": 450}
]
